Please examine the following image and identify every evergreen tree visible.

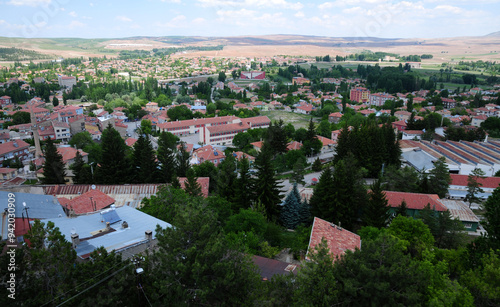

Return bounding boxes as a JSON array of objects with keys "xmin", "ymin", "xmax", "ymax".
[
  {"xmin": 184, "ymin": 168, "xmax": 202, "ymax": 197},
  {"xmin": 291, "ymin": 159, "xmax": 306, "ymax": 185},
  {"xmin": 309, "ymin": 167, "xmax": 335, "ymax": 219},
  {"xmin": 216, "ymin": 154, "xmax": 237, "ymax": 201},
  {"xmin": 364, "ymin": 179, "xmax": 390, "ymax": 228},
  {"xmin": 482, "ymin": 186, "xmax": 500, "ymax": 250},
  {"xmin": 311, "ymin": 157, "xmax": 323, "ymax": 172},
  {"xmin": 465, "ymin": 168, "xmax": 485, "ymax": 208},
  {"xmin": 280, "ymin": 184, "xmax": 302, "ymax": 229},
  {"xmin": 132, "ymin": 134, "xmax": 158, "ymax": 183},
  {"xmin": 41, "ymin": 138, "xmax": 66, "ymax": 184},
  {"xmin": 95, "ymin": 124, "xmax": 130, "ymax": 184},
  {"xmin": 70, "ymin": 150, "xmax": 92, "ymax": 184},
  {"xmin": 157, "ymin": 131, "xmax": 178, "ymax": 183},
  {"xmin": 171, "ymin": 173, "xmax": 181, "ymax": 189},
  {"xmin": 331, "ymin": 155, "xmax": 367, "ymax": 230},
  {"xmin": 266, "ymin": 119, "xmax": 288, "ymax": 156},
  {"xmin": 176, "ymin": 141, "xmax": 191, "ymax": 177},
  {"xmin": 428, "ymin": 157, "xmax": 451, "ymax": 198},
  {"xmin": 234, "ymin": 156, "xmax": 254, "ymax": 210},
  {"xmin": 254, "ymin": 149, "xmax": 283, "ymax": 221},
  {"xmin": 397, "ymin": 200, "xmax": 408, "ymax": 217}
]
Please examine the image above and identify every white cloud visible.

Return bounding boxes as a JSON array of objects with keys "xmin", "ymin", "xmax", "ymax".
[
  {"xmin": 192, "ymin": 18, "xmax": 206, "ymax": 24},
  {"xmin": 156, "ymin": 15, "xmax": 188, "ymax": 28},
  {"xmin": 89, "ymin": 2, "xmax": 94, "ymax": 6},
  {"xmin": 161, "ymin": 0, "xmax": 181, "ymax": 2},
  {"xmin": 7, "ymin": 0, "xmax": 51, "ymax": 6},
  {"xmin": 69, "ymin": 11, "xmax": 77, "ymax": 17},
  {"xmin": 68, "ymin": 20, "xmax": 86, "ymax": 29},
  {"xmin": 434, "ymin": 5, "xmax": 463, "ymax": 14},
  {"xmin": 216, "ymin": 9, "xmax": 288, "ymax": 27},
  {"xmin": 294, "ymin": 11, "xmax": 304, "ymax": 18},
  {"xmin": 115, "ymin": 16, "xmax": 132, "ymax": 22},
  {"xmin": 197, "ymin": 0, "xmax": 303, "ymax": 10}
]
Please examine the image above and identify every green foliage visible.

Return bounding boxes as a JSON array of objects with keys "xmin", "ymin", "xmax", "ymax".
[
  {"xmin": 312, "ymin": 157, "xmax": 323, "ymax": 172},
  {"xmin": 167, "ymin": 105, "xmax": 193, "ymax": 121},
  {"xmin": 184, "ymin": 168, "xmax": 202, "ymax": 197},
  {"xmin": 280, "ymin": 184, "xmax": 302, "ymax": 229},
  {"xmin": 234, "ymin": 156, "xmax": 255, "ymax": 210},
  {"xmin": 157, "ymin": 131, "xmax": 179, "ymax": 183},
  {"xmin": 428, "ymin": 157, "xmax": 451, "ymax": 198},
  {"xmin": 419, "ymin": 204, "xmax": 467, "ymax": 249},
  {"xmin": 461, "ymin": 250, "xmax": 500, "ymax": 306},
  {"xmin": 175, "ymin": 141, "xmax": 191, "ymax": 177},
  {"xmin": 41, "ymin": 138, "xmax": 66, "ymax": 184},
  {"xmin": 68, "ymin": 131, "xmax": 94, "ymax": 150},
  {"xmin": 11, "ymin": 111, "xmax": 31, "ymax": 125},
  {"xmin": 95, "ymin": 124, "xmax": 131, "ymax": 184},
  {"xmin": 383, "ymin": 165, "xmax": 421, "ymax": 193},
  {"xmin": 388, "ymin": 215, "xmax": 434, "ymax": 257},
  {"xmin": 334, "ymin": 122, "xmax": 401, "ymax": 177},
  {"xmin": 147, "ymin": 202, "xmax": 261, "ymax": 305},
  {"xmin": 70, "ymin": 150, "xmax": 92, "ymax": 184},
  {"xmin": 482, "ymin": 186, "xmax": 500, "ymax": 250},
  {"xmin": 132, "ymin": 134, "xmax": 159, "ymax": 183},
  {"xmin": 309, "ymin": 167, "xmax": 335, "ymax": 221},
  {"xmin": 254, "ymin": 149, "xmax": 283, "ymax": 221},
  {"xmin": 364, "ymin": 179, "xmax": 391, "ymax": 228},
  {"xmin": 465, "ymin": 167, "xmax": 485, "ymax": 208}
]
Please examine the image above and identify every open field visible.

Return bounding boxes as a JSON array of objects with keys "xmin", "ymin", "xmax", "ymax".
[
  {"xmin": 0, "ymin": 34, "xmax": 499, "ymax": 62},
  {"xmin": 261, "ymin": 110, "xmax": 314, "ymax": 129}
]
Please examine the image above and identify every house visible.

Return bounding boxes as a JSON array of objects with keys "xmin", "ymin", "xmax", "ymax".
[
  {"xmin": 0, "ymin": 191, "xmax": 66, "ymax": 240},
  {"xmin": 58, "ymin": 188, "xmax": 116, "ymax": 215},
  {"xmin": 316, "ymin": 135, "xmax": 336, "ymax": 153},
  {"xmin": 369, "ymin": 93, "xmax": 395, "ymax": 107},
  {"xmin": 231, "ymin": 151, "xmax": 256, "ymax": 163},
  {"xmin": 471, "ymin": 115, "xmax": 488, "ymax": 127},
  {"xmin": 52, "ymin": 121, "xmax": 71, "ymax": 142},
  {"xmin": 250, "ymin": 141, "xmax": 264, "ymax": 152},
  {"xmin": 448, "ymin": 174, "xmax": 500, "ymax": 200},
  {"xmin": 191, "ymin": 145, "xmax": 226, "ymax": 166},
  {"xmin": 394, "ymin": 111, "xmax": 412, "ymax": 121},
  {"xmin": 0, "ymin": 131, "xmax": 11, "ymax": 144},
  {"xmin": 287, "ymin": 141, "xmax": 303, "ymax": 151},
  {"xmin": 392, "ymin": 120, "xmax": 407, "ymax": 132},
  {"xmin": 384, "ymin": 191, "xmax": 447, "ymax": 217},
  {"xmin": 402, "ymin": 130, "xmax": 424, "ymax": 140},
  {"xmin": 158, "ymin": 116, "xmax": 237, "ymax": 137},
  {"xmin": 0, "ymin": 96, "xmax": 12, "ymax": 106},
  {"xmin": 44, "ymin": 205, "xmax": 171, "ymax": 260},
  {"xmin": 244, "ymin": 116, "xmax": 271, "ymax": 129},
  {"xmin": 306, "ymin": 217, "xmax": 361, "ymax": 262},
  {"xmin": 0, "ymin": 167, "xmax": 19, "ymax": 181},
  {"xmin": 253, "ymin": 255, "xmax": 299, "ymax": 281},
  {"xmin": 328, "ymin": 112, "xmax": 343, "ymax": 124},
  {"xmin": 58, "ymin": 75, "xmax": 77, "ymax": 88},
  {"xmin": 0, "ymin": 140, "xmax": 30, "ymax": 162},
  {"xmin": 439, "ymin": 199, "xmax": 480, "ymax": 231},
  {"xmin": 296, "ymin": 104, "xmax": 314, "ymax": 115}
]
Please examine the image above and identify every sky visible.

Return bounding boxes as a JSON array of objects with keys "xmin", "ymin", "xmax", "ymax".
[{"xmin": 1, "ymin": 0, "xmax": 499, "ymax": 39}]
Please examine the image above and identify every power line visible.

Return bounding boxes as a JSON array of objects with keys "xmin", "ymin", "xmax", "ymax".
[
  {"xmin": 56, "ymin": 263, "xmax": 132, "ymax": 307},
  {"xmin": 41, "ymin": 261, "xmax": 125, "ymax": 307},
  {"xmin": 139, "ymin": 283, "xmax": 153, "ymax": 307}
]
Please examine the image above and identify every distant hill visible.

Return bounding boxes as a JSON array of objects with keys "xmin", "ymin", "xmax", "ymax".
[{"xmin": 485, "ymin": 31, "xmax": 500, "ymax": 37}]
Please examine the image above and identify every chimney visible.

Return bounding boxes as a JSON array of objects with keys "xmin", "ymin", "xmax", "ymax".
[
  {"xmin": 145, "ymin": 230, "xmax": 152, "ymax": 241},
  {"xmin": 122, "ymin": 221, "xmax": 128, "ymax": 229},
  {"xmin": 106, "ymin": 222, "xmax": 110, "ymax": 230},
  {"xmin": 71, "ymin": 233, "xmax": 79, "ymax": 249}
]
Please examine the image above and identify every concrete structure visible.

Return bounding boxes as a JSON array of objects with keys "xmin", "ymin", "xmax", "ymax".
[
  {"xmin": 0, "ymin": 140, "xmax": 30, "ymax": 163},
  {"xmin": 202, "ymin": 121, "xmax": 249, "ymax": 146},
  {"xmin": 58, "ymin": 75, "xmax": 77, "ymax": 88},
  {"xmin": 240, "ymin": 71, "xmax": 266, "ymax": 80},
  {"xmin": 369, "ymin": 93, "xmax": 395, "ymax": 107},
  {"xmin": 350, "ymin": 87, "xmax": 370, "ymax": 103},
  {"xmin": 45, "ymin": 205, "xmax": 170, "ymax": 260}
]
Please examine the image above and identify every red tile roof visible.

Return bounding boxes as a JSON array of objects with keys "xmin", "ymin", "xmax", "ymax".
[
  {"xmin": 0, "ymin": 140, "xmax": 30, "ymax": 156},
  {"xmin": 207, "ymin": 122, "xmax": 249, "ymax": 134},
  {"xmin": 287, "ymin": 141, "xmax": 303, "ymax": 151},
  {"xmin": 450, "ymin": 174, "xmax": 500, "ymax": 189},
  {"xmin": 63, "ymin": 189, "xmax": 116, "ymax": 215},
  {"xmin": 384, "ymin": 191, "xmax": 446, "ymax": 211},
  {"xmin": 125, "ymin": 137, "xmax": 137, "ymax": 147},
  {"xmin": 179, "ymin": 177, "xmax": 210, "ymax": 197},
  {"xmin": 57, "ymin": 147, "xmax": 88, "ymax": 163},
  {"xmin": 307, "ymin": 217, "xmax": 361, "ymax": 262},
  {"xmin": 0, "ymin": 167, "xmax": 17, "ymax": 174}
]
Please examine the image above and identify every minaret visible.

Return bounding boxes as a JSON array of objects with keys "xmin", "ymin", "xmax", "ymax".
[{"xmin": 30, "ymin": 106, "xmax": 42, "ymax": 158}]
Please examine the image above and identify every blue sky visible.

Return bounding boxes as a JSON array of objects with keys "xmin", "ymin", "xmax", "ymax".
[{"xmin": 1, "ymin": 0, "xmax": 499, "ymax": 39}]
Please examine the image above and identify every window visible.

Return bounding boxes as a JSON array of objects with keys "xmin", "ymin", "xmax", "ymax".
[{"xmin": 464, "ymin": 223, "xmax": 473, "ymax": 229}]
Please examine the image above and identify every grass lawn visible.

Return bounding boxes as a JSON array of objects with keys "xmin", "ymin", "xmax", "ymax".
[{"xmin": 261, "ymin": 110, "xmax": 316, "ymax": 129}]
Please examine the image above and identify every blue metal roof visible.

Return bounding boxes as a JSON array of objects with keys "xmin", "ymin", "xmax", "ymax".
[{"xmin": 45, "ymin": 206, "xmax": 171, "ymax": 258}]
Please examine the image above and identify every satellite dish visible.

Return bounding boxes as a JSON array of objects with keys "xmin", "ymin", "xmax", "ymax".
[
  {"xmin": 71, "ymin": 228, "xmax": 76, "ymax": 235},
  {"xmin": 91, "ymin": 185, "xmax": 96, "ymax": 190}
]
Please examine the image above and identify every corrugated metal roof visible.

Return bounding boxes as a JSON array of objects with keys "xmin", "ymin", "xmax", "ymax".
[
  {"xmin": 439, "ymin": 199, "xmax": 480, "ymax": 223},
  {"xmin": 45, "ymin": 206, "xmax": 171, "ymax": 258}
]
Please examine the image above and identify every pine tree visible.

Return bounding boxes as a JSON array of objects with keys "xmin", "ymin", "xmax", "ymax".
[
  {"xmin": 291, "ymin": 159, "xmax": 306, "ymax": 185},
  {"xmin": 96, "ymin": 124, "xmax": 130, "ymax": 184},
  {"xmin": 70, "ymin": 150, "xmax": 92, "ymax": 184},
  {"xmin": 312, "ymin": 157, "xmax": 323, "ymax": 172},
  {"xmin": 157, "ymin": 131, "xmax": 178, "ymax": 183},
  {"xmin": 428, "ymin": 157, "xmax": 451, "ymax": 198},
  {"xmin": 176, "ymin": 141, "xmax": 191, "ymax": 177},
  {"xmin": 171, "ymin": 173, "xmax": 181, "ymax": 189},
  {"xmin": 309, "ymin": 167, "xmax": 335, "ymax": 219},
  {"xmin": 184, "ymin": 168, "xmax": 202, "ymax": 197},
  {"xmin": 132, "ymin": 134, "xmax": 159, "ymax": 183},
  {"xmin": 41, "ymin": 138, "xmax": 66, "ymax": 184},
  {"xmin": 364, "ymin": 179, "xmax": 390, "ymax": 228},
  {"xmin": 465, "ymin": 168, "xmax": 485, "ymax": 208},
  {"xmin": 234, "ymin": 156, "xmax": 254, "ymax": 210},
  {"xmin": 216, "ymin": 154, "xmax": 237, "ymax": 200},
  {"xmin": 280, "ymin": 184, "xmax": 302, "ymax": 229},
  {"xmin": 482, "ymin": 186, "xmax": 500, "ymax": 250},
  {"xmin": 254, "ymin": 149, "xmax": 283, "ymax": 221},
  {"xmin": 397, "ymin": 200, "xmax": 408, "ymax": 217}
]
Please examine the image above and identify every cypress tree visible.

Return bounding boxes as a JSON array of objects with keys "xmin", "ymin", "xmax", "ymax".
[
  {"xmin": 41, "ymin": 138, "xmax": 66, "ymax": 184},
  {"xmin": 234, "ymin": 156, "xmax": 254, "ymax": 210},
  {"xmin": 132, "ymin": 134, "xmax": 159, "ymax": 183},
  {"xmin": 397, "ymin": 200, "xmax": 408, "ymax": 217},
  {"xmin": 70, "ymin": 150, "xmax": 92, "ymax": 184},
  {"xmin": 176, "ymin": 141, "xmax": 191, "ymax": 177},
  {"xmin": 216, "ymin": 154, "xmax": 237, "ymax": 201}
]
